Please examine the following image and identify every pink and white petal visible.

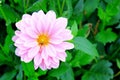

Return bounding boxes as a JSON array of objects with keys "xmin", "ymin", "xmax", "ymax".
[
  {"xmin": 55, "ymin": 17, "xmax": 67, "ymax": 29},
  {"xmin": 45, "ymin": 44, "xmax": 56, "ymax": 57},
  {"xmin": 14, "ymin": 43, "xmax": 28, "ymax": 50},
  {"xmin": 41, "ymin": 47, "xmax": 48, "ymax": 59},
  {"xmin": 34, "ymin": 65, "xmax": 39, "ymax": 70},
  {"xmin": 15, "ymin": 30, "xmax": 21, "ymax": 36},
  {"xmin": 50, "ymin": 59, "xmax": 59, "ymax": 68},
  {"xmin": 51, "ymin": 17, "xmax": 67, "ymax": 34},
  {"xmin": 16, "ymin": 21, "xmax": 25, "ymax": 31},
  {"xmin": 52, "ymin": 44, "xmax": 65, "ymax": 52},
  {"xmin": 62, "ymin": 42, "xmax": 74, "ymax": 50},
  {"xmin": 24, "ymin": 41, "xmax": 38, "ymax": 47},
  {"xmin": 15, "ymin": 48, "xmax": 27, "ymax": 56},
  {"xmin": 19, "ymin": 33, "xmax": 35, "ymax": 41},
  {"xmin": 34, "ymin": 53, "xmax": 42, "ymax": 66},
  {"xmin": 15, "ymin": 38, "xmax": 24, "ymax": 44},
  {"xmin": 28, "ymin": 46, "xmax": 40, "ymax": 58},
  {"xmin": 12, "ymin": 36, "xmax": 19, "ymax": 42},
  {"xmin": 21, "ymin": 54, "xmax": 33, "ymax": 63},
  {"xmin": 39, "ymin": 59, "xmax": 47, "ymax": 70},
  {"xmin": 49, "ymin": 36, "xmax": 62, "ymax": 44},
  {"xmin": 60, "ymin": 29, "xmax": 73, "ymax": 41},
  {"xmin": 22, "ymin": 14, "xmax": 31, "ymax": 20},
  {"xmin": 26, "ymin": 28, "xmax": 38, "ymax": 38},
  {"xmin": 46, "ymin": 10, "xmax": 56, "ymax": 20},
  {"xmin": 57, "ymin": 52, "xmax": 67, "ymax": 61},
  {"xmin": 31, "ymin": 12, "xmax": 42, "ymax": 34}
]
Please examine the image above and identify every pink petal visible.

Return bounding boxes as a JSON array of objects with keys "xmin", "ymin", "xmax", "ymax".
[
  {"xmin": 15, "ymin": 38, "xmax": 24, "ymax": 44},
  {"xmin": 24, "ymin": 41, "xmax": 38, "ymax": 47},
  {"xmin": 12, "ymin": 36, "xmax": 18, "ymax": 41},
  {"xmin": 50, "ymin": 17, "xmax": 67, "ymax": 34},
  {"xmin": 60, "ymin": 29, "xmax": 73, "ymax": 41},
  {"xmin": 34, "ymin": 53, "xmax": 42, "ymax": 66},
  {"xmin": 62, "ymin": 42, "xmax": 74, "ymax": 50},
  {"xmin": 21, "ymin": 54, "xmax": 32, "ymax": 63},
  {"xmin": 28, "ymin": 46, "xmax": 40, "ymax": 58},
  {"xmin": 22, "ymin": 14, "xmax": 31, "ymax": 20},
  {"xmin": 45, "ymin": 44, "xmax": 56, "ymax": 57},
  {"xmin": 39, "ymin": 59, "xmax": 47, "ymax": 70},
  {"xmin": 15, "ymin": 48, "xmax": 27, "ymax": 56},
  {"xmin": 41, "ymin": 47, "xmax": 48, "ymax": 59},
  {"xmin": 49, "ymin": 36, "xmax": 62, "ymax": 44},
  {"xmin": 57, "ymin": 52, "xmax": 67, "ymax": 61},
  {"xmin": 34, "ymin": 65, "xmax": 39, "ymax": 70},
  {"xmin": 50, "ymin": 58, "xmax": 59, "ymax": 68}
]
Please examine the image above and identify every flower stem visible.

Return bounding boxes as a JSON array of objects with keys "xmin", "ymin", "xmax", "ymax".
[{"xmin": 114, "ymin": 71, "xmax": 120, "ymax": 78}]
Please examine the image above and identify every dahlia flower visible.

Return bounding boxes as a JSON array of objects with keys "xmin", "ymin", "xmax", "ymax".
[{"xmin": 12, "ymin": 10, "xmax": 74, "ymax": 70}]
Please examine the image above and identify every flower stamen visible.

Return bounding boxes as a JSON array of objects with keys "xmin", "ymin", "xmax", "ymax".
[{"xmin": 37, "ymin": 34, "xmax": 49, "ymax": 45}]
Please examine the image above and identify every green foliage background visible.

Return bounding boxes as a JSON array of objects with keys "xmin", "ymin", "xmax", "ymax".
[{"xmin": 0, "ymin": 0, "xmax": 120, "ymax": 80}]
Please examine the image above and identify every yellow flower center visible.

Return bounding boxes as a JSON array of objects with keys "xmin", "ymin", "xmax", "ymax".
[{"xmin": 37, "ymin": 34, "xmax": 49, "ymax": 46}]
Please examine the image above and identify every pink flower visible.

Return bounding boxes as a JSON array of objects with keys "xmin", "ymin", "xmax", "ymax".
[{"xmin": 12, "ymin": 10, "xmax": 74, "ymax": 70}]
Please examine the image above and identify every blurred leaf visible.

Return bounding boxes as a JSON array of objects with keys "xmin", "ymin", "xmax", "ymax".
[
  {"xmin": 106, "ymin": 0, "xmax": 120, "ymax": 16},
  {"xmin": 116, "ymin": 24, "xmax": 120, "ymax": 29},
  {"xmin": 78, "ymin": 24, "xmax": 91, "ymax": 37},
  {"xmin": 73, "ymin": 0, "xmax": 84, "ymax": 23},
  {"xmin": 48, "ymin": 0, "xmax": 57, "ymax": 15},
  {"xmin": 70, "ymin": 51, "xmax": 94, "ymax": 67},
  {"xmin": 74, "ymin": 0, "xmax": 84, "ymax": 15},
  {"xmin": 3, "ymin": 35, "xmax": 13, "ymax": 54},
  {"xmin": 116, "ymin": 59, "xmax": 120, "ymax": 69},
  {"xmin": 0, "ymin": 4, "xmax": 20, "ymax": 24},
  {"xmin": 73, "ymin": 37, "xmax": 99, "ymax": 57},
  {"xmin": 95, "ymin": 28, "xmax": 117, "ymax": 45},
  {"xmin": 98, "ymin": 7, "xmax": 111, "ymax": 23},
  {"xmin": 82, "ymin": 60, "xmax": 113, "ymax": 80},
  {"xmin": 49, "ymin": 63, "xmax": 74, "ymax": 80},
  {"xmin": 71, "ymin": 21, "xmax": 78, "ymax": 36},
  {"xmin": 84, "ymin": 0, "xmax": 99, "ymax": 17},
  {"xmin": 104, "ymin": 0, "xmax": 112, "ymax": 3},
  {"xmin": 36, "ymin": 69, "xmax": 47, "ymax": 77},
  {"xmin": 16, "ymin": 65, "xmax": 23, "ymax": 80},
  {"xmin": 26, "ymin": 0, "xmax": 47, "ymax": 12},
  {"xmin": 66, "ymin": 51, "xmax": 72, "ymax": 62},
  {"xmin": 0, "ymin": 50, "xmax": 6, "ymax": 62},
  {"xmin": 22, "ymin": 61, "xmax": 35, "ymax": 77},
  {"xmin": 66, "ymin": 0, "xmax": 73, "ymax": 18},
  {"xmin": 0, "ymin": 70, "xmax": 17, "ymax": 80}
]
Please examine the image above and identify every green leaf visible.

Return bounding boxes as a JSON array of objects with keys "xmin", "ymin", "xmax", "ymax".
[
  {"xmin": 116, "ymin": 59, "xmax": 120, "ymax": 69},
  {"xmin": 95, "ymin": 28, "xmax": 117, "ymax": 45},
  {"xmin": 0, "ymin": 4, "xmax": 20, "ymax": 24},
  {"xmin": 3, "ymin": 35, "xmax": 13, "ymax": 54},
  {"xmin": 73, "ymin": 37, "xmax": 99, "ymax": 57},
  {"xmin": 66, "ymin": 0, "xmax": 73, "ymax": 18},
  {"xmin": 48, "ymin": 0, "xmax": 57, "ymax": 14},
  {"xmin": 73, "ymin": 0, "xmax": 84, "ymax": 23},
  {"xmin": 82, "ymin": 60, "xmax": 113, "ymax": 80},
  {"xmin": 16, "ymin": 65, "xmax": 23, "ymax": 80},
  {"xmin": 70, "ymin": 51, "xmax": 94, "ymax": 67},
  {"xmin": 0, "ymin": 70, "xmax": 17, "ymax": 80},
  {"xmin": 98, "ymin": 7, "xmax": 111, "ymax": 23},
  {"xmin": 84, "ymin": 0, "xmax": 99, "ymax": 17},
  {"xmin": 36, "ymin": 69, "xmax": 47, "ymax": 77},
  {"xmin": 78, "ymin": 24, "xmax": 91, "ymax": 37},
  {"xmin": 49, "ymin": 63, "xmax": 74, "ymax": 80},
  {"xmin": 66, "ymin": 51, "xmax": 72, "ymax": 62},
  {"xmin": 22, "ymin": 61, "xmax": 35, "ymax": 77},
  {"xmin": 71, "ymin": 21, "xmax": 78, "ymax": 36},
  {"xmin": 106, "ymin": 0, "xmax": 120, "ymax": 16},
  {"xmin": 26, "ymin": 0, "xmax": 47, "ymax": 12}
]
